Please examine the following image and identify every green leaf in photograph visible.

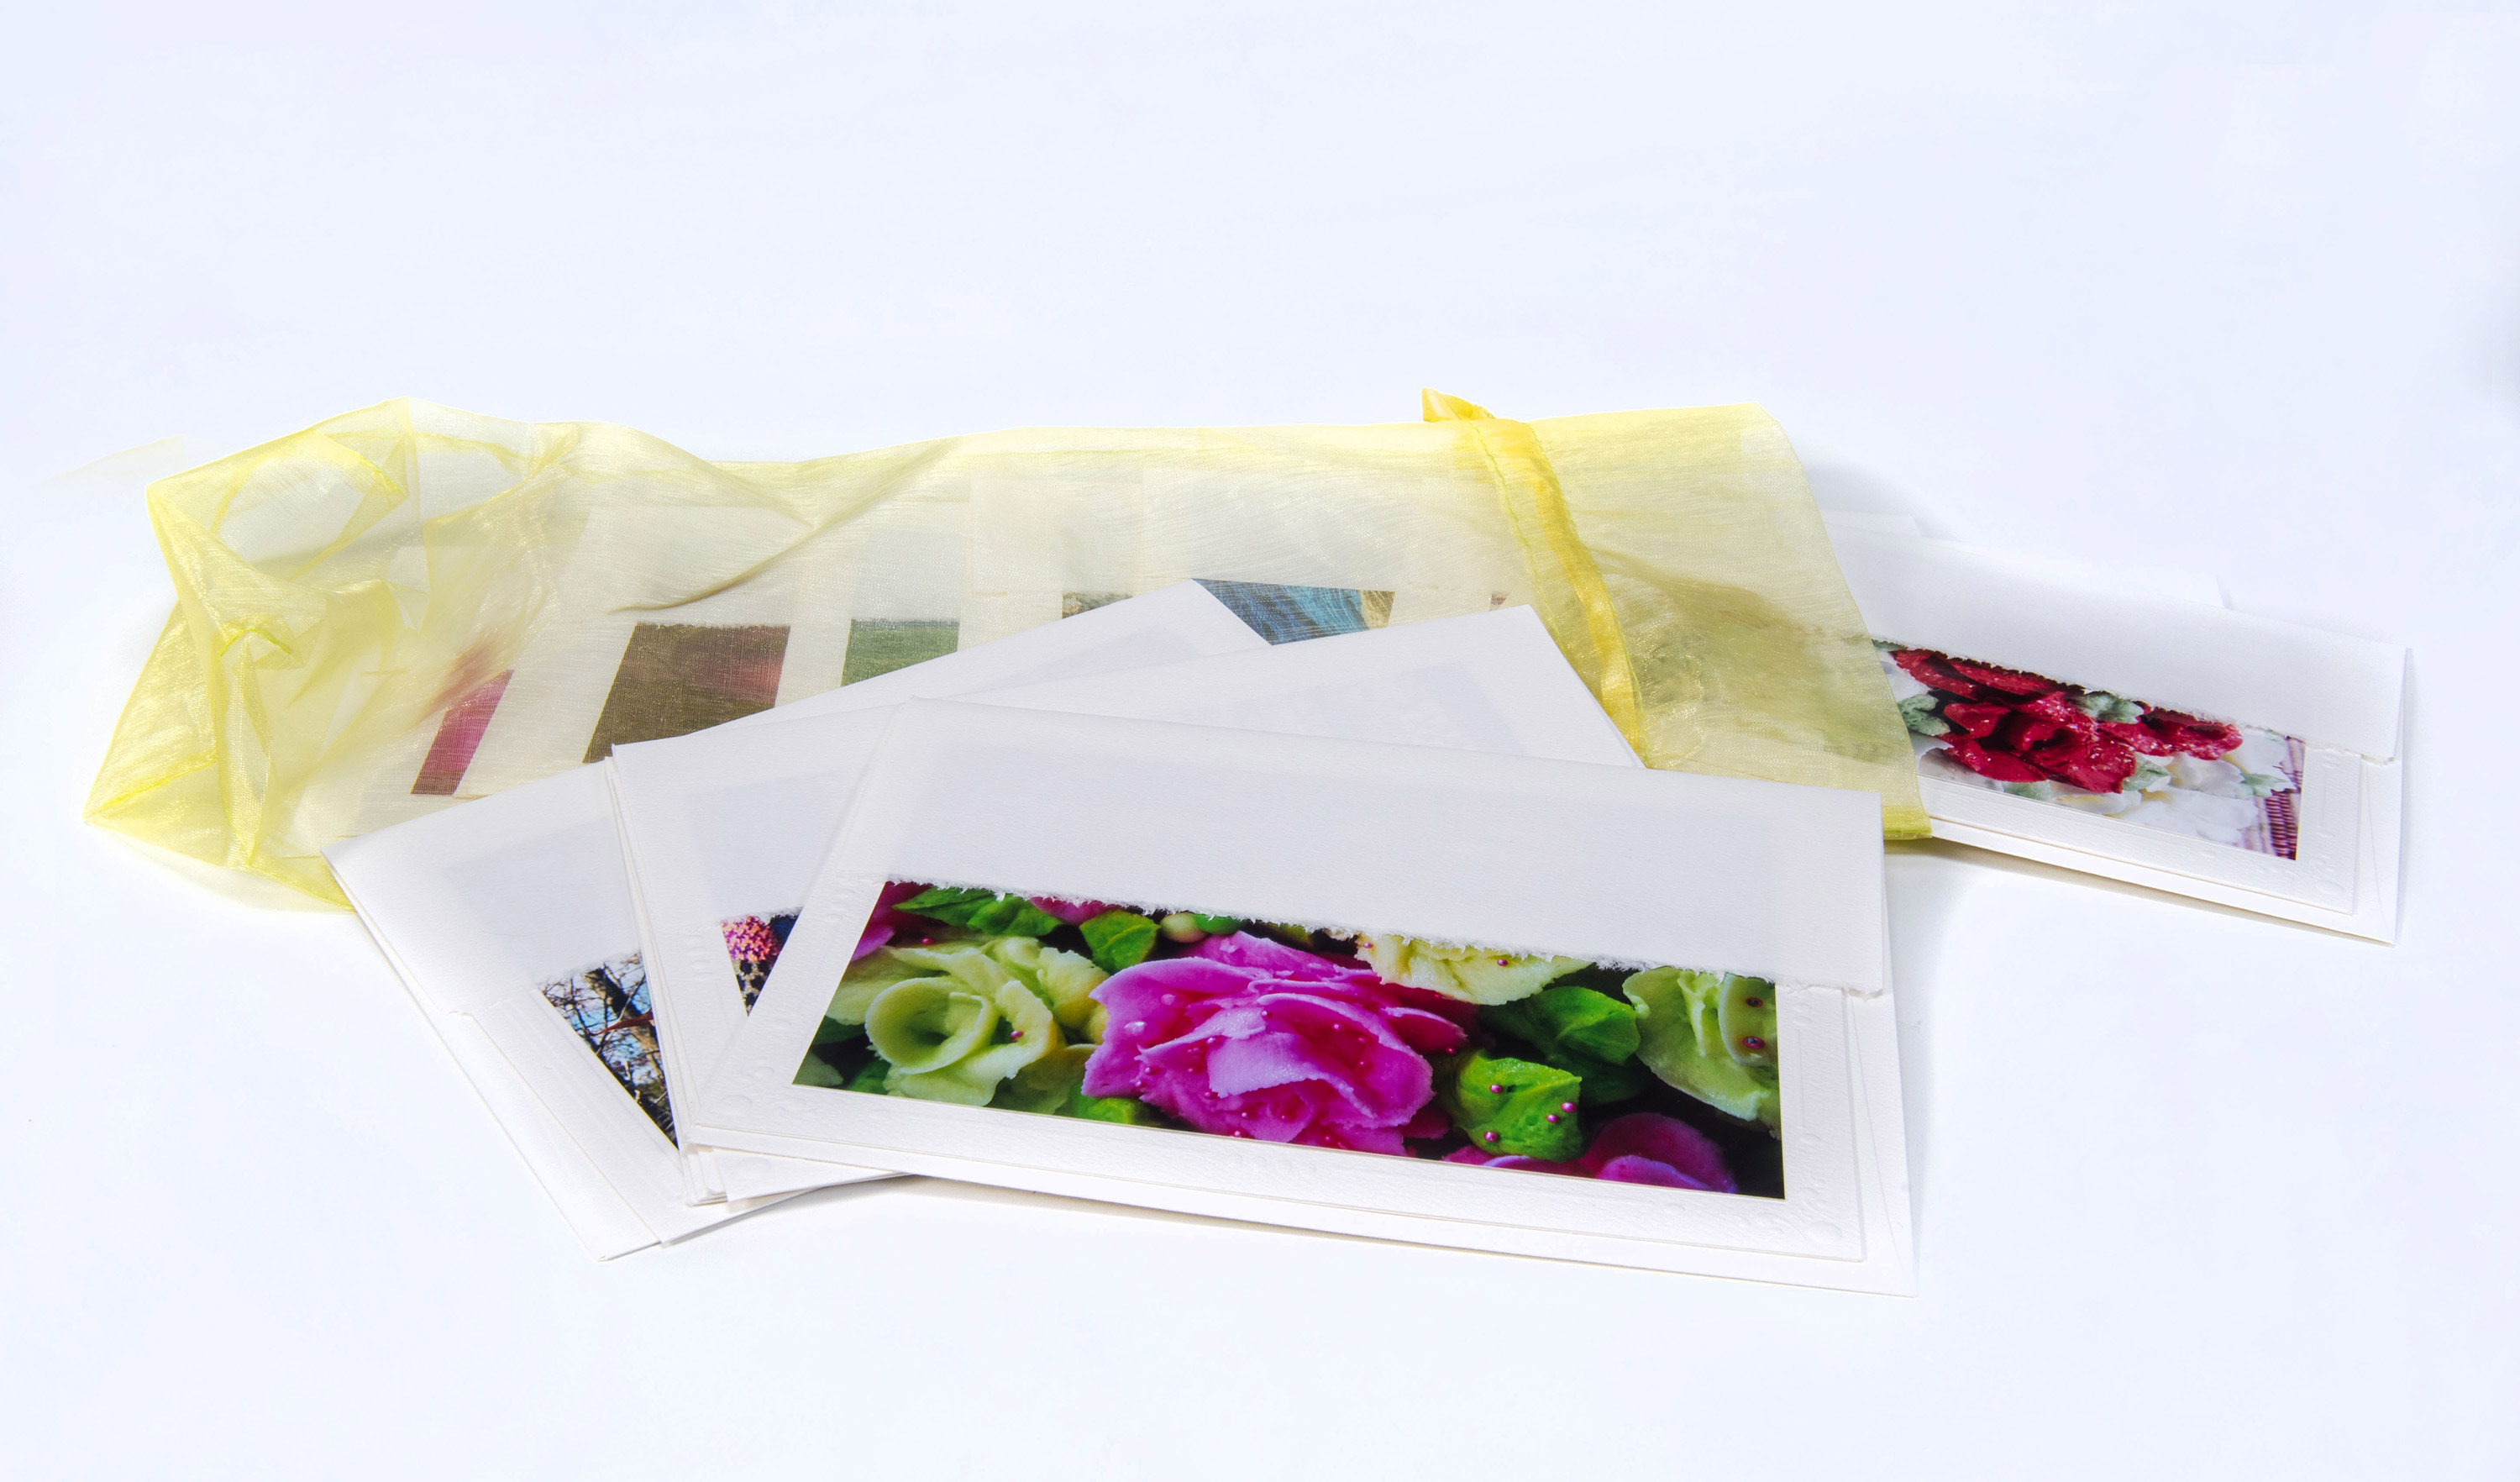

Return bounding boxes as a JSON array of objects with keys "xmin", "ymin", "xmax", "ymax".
[
  {"xmin": 1622, "ymin": 968, "xmax": 1779, "ymax": 1128},
  {"xmin": 1437, "ymin": 1051, "xmax": 1584, "ymax": 1161},
  {"xmin": 895, "ymin": 886, "xmax": 1065, "ymax": 937},
  {"xmin": 1485, "ymin": 985, "xmax": 1640, "ymax": 1064},
  {"xmin": 1483, "ymin": 985, "xmax": 1650, "ymax": 1105},
  {"xmin": 1159, "ymin": 912, "xmax": 1247, "ymax": 943},
  {"xmin": 1897, "ymin": 692, "xmax": 1950, "ymax": 736},
  {"xmin": 1069, "ymin": 1090, "xmax": 1168, "ymax": 1127},
  {"xmin": 795, "ymin": 1048, "xmax": 848, "ymax": 1087},
  {"xmin": 1567, "ymin": 1058, "xmax": 1648, "ymax": 1104},
  {"xmin": 797, "ymin": 1016, "xmax": 873, "ymax": 1089},
  {"xmin": 1079, "ymin": 909, "xmax": 1160, "ymax": 974},
  {"xmin": 811, "ymin": 1014, "xmax": 866, "ymax": 1052},
  {"xmin": 2074, "ymin": 691, "xmax": 2145, "ymax": 724}
]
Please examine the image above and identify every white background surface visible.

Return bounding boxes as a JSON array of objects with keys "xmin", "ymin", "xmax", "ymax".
[{"xmin": 4, "ymin": 3, "xmax": 2515, "ymax": 1476}]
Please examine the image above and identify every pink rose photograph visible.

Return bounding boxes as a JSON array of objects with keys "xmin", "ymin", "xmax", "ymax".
[{"xmin": 791, "ymin": 886, "xmax": 1788, "ymax": 1200}]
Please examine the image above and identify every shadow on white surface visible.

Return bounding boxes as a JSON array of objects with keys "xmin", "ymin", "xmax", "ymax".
[
  {"xmin": 731, "ymin": 1169, "xmax": 1410, "ymax": 1256},
  {"xmin": 94, "ymin": 831, "xmax": 346, "ymax": 912}
]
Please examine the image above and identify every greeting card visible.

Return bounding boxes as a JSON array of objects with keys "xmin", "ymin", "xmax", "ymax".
[
  {"xmin": 1830, "ymin": 528, "xmax": 2406, "ymax": 939},
  {"xmin": 690, "ymin": 702, "xmax": 1911, "ymax": 1291}
]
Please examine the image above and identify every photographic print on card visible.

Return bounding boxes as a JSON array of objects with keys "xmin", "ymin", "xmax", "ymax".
[
  {"xmin": 1878, "ymin": 642, "xmax": 2307, "ymax": 858},
  {"xmin": 790, "ymin": 886, "xmax": 1785, "ymax": 1198},
  {"xmin": 722, "ymin": 911, "xmax": 801, "ymax": 1011},
  {"xmin": 536, "ymin": 951, "xmax": 676, "ymax": 1141}
]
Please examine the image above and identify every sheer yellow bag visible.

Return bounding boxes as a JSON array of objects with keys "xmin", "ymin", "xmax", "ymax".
[{"xmin": 86, "ymin": 391, "xmax": 1927, "ymax": 906}]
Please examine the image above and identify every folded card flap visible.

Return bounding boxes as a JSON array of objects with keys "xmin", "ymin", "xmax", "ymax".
[
  {"xmin": 969, "ymin": 605, "xmax": 1639, "ymax": 767},
  {"xmin": 1832, "ymin": 528, "xmax": 2406, "ymax": 761},
  {"xmin": 711, "ymin": 1148, "xmax": 896, "ymax": 1204},
  {"xmin": 614, "ymin": 708, "xmax": 898, "ymax": 922},
  {"xmin": 432, "ymin": 1007, "xmax": 662, "ymax": 1260},
  {"xmin": 862, "ymin": 700, "xmax": 1887, "ymax": 996},
  {"xmin": 335, "ymin": 896, "xmax": 663, "ymax": 1260},
  {"xmin": 326, "ymin": 765, "xmax": 753, "ymax": 1247},
  {"xmin": 325, "ymin": 768, "xmax": 642, "ymax": 1011}
]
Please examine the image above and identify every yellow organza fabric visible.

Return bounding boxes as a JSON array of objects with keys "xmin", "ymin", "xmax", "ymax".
[{"xmin": 87, "ymin": 393, "xmax": 1926, "ymax": 906}]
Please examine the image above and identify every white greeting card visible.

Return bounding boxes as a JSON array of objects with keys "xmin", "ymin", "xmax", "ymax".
[
  {"xmin": 326, "ymin": 586, "xmax": 1268, "ymax": 1257},
  {"xmin": 1820, "ymin": 511, "xmax": 2228, "ymax": 606},
  {"xmin": 614, "ymin": 606, "xmax": 1640, "ymax": 1204},
  {"xmin": 690, "ymin": 702, "xmax": 1912, "ymax": 1292},
  {"xmin": 328, "ymin": 765, "xmax": 836, "ymax": 1259},
  {"xmin": 1829, "ymin": 527, "xmax": 2407, "ymax": 941},
  {"xmin": 722, "ymin": 579, "xmax": 1266, "ymax": 729}
]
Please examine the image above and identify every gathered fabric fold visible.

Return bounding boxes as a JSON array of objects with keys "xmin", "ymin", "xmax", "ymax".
[{"xmin": 88, "ymin": 392, "xmax": 1926, "ymax": 906}]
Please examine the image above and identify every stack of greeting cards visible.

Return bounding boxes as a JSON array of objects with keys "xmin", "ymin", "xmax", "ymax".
[
  {"xmin": 323, "ymin": 557, "xmax": 2404, "ymax": 1295},
  {"xmin": 325, "ymin": 581, "xmax": 1914, "ymax": 1290}
]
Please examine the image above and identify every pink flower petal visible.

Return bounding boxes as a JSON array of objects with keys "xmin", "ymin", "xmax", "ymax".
[
  {"xmin": 1189, "ymin": 933, "xmax": 1366, "ymax": 980},
  {"xmin": 1590, "ymin": 1154, "xmax": 1714, "ymax": 1190},
  {"xmin": 1200, "ymin": 1033, "xmax": 1331, "ymax": 1098},
  {"xmin": 1400, "ymin": 1105, "xmax": 1452, "ymax": 1140},
  {"xmin": 1575, "ymin": 1114, "xmax": 1735, "ymax": 1193},
  {"xmin": 1081, "ymin": 936, "xmax": 1451, "ymax": 1150},
  {"xmin": 1029, "ymin": 896, "xmax": 1111, "ymax": 924}
]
